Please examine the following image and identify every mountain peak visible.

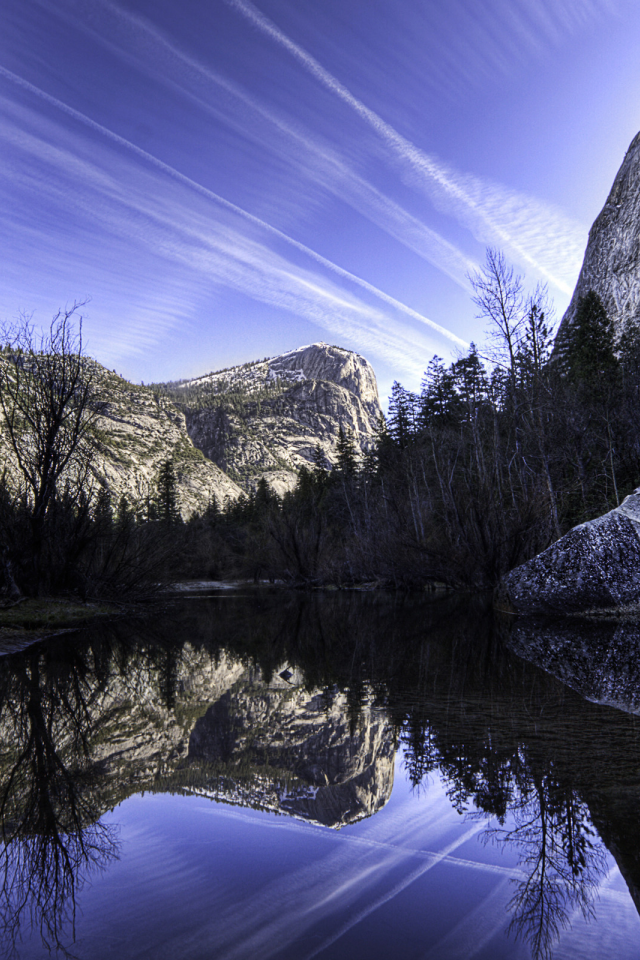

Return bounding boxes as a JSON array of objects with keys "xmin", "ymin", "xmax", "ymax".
[
  {"xmin": 556, "ymin": 130, "xmax": 640, "ymax": 347},
  {"xmin": 174, "ymin": 342, "xmax": 383, "ymax": 495}
]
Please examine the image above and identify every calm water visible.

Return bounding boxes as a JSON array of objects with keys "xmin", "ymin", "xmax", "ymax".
[{"xmin": 1, "ymin": 590, "xmax": 640, "ymax": 959}]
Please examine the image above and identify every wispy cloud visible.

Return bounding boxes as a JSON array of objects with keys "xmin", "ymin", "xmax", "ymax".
[
  {"xmin": 0, "ymin": 66, "xmax": 468, "ymax": 360},
  {"xmin": 226, "ymin": 0, "xmax": 587, "ymax": 293},
  {"xmin": 35, "ymin": 0, "xmax": 479, "ymax": 291},
  {"xmin": 0, "ymin": 89, "xmax": 453, "ymax": 377},
  {"xmin": 370, "ymin": 0, "xmax": 624, "ymax": 99},
  {"xmin": 173, "ymin": 788, "xmax": 494, "ymax": 960}
]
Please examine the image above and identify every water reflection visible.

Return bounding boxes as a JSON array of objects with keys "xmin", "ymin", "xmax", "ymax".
[
  {"xmin": 0, "ymin": 642, "xmax": 118, "ymax": 956},
  {"xmin": 0, "ymin": 593, "xmax": 639, "ymax": 958},
  {"xmin": 508, "ymin": 615, "xmax": 640, "ymax": 715}
]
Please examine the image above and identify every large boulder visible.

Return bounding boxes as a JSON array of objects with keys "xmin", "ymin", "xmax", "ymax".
[{"xmin": 500, "ymin": 490, "xmax": 640, "ymax": 614}]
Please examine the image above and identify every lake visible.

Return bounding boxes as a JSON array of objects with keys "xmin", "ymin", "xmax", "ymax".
[{"xmin": 1, "ymin": 589, "xmax": 639, "ymax": 959}]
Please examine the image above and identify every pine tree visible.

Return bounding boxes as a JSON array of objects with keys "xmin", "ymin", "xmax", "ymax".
[
  {"xmin": 451, "ymin": 345, "xmax": 488, "ymax": 417},
  {"xmin": 335, "ymin": 426, "xmax": 358, "ymax": 478},
  {"xmin": 312, "ymin": 443, "xmax": 328, "ymax": 472},
  {"xmin": 156, "ymin": 460, "xmax": 180, "ymax": 524},
  {"xmin": 518, "ymin": 298, "xmax": 554, "ymax": 382},
  {"xmin": 116, "ymin": 494, "xmax": 135, "ymax": 530},
  {"xmin": 94, "ymin": 487, "xmax": 113, "ymax": 529},
  {"xmin": 387, "ymin": 381, "xmax": 416, "ymax": 447},
  {"xmin": 419, "ymin": 357, "xmax": 458, "ymax": 426},
  {"xmin": 564, "ymin": 291, "xmax": 618, "ymax": 389},
  {"xmin": 255, "ymin": 476, "xmax": 273, "ymax": 509}
]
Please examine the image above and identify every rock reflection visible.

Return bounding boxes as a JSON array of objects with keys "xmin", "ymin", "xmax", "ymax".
[
  {"xmin": 188, "ymin": 672, "xmax": 395, "ymax": 827},
  {"xmin": 507, "ymin": 615, "xmax": 640, "ymax": 714},
  {"xmin": 0, "ymin": 592, "xmax": 639, "ymax": 958}
]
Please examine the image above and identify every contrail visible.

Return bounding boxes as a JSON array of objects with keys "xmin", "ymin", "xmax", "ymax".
[
  {"xmin": 301, "ymin": 823, "xmax": 487, "ymax": 960},
  {"xmin": 0, "ymin": 64, "xmax": 468, "ymax": 349},
  {"xmin": 85, "ymin": 0, "xmax": 476, "ymax": 290},
  {"xmin": 227, "ymin": 0, "xmax": 583, "ymax": 292}
]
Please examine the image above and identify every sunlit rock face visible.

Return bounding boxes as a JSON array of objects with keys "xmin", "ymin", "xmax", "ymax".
[
  {"xmin": 500, "ymin": 490, "xmax": 640, "ymax": 614},
  {"xmin": 175, "ymin": 343, "xmax": 382, "ymax": 495},
  {"xmin": 17, "ymin": 640, "xmax": 396, "ymax": 829},
  {"xmin": 92, "ymin": 369, "xmax": 243, "ymax": 516},
  {"xmin": 555, "ymin": 130, "xmax": 640, "ymax": 349},
  {"xmin": 188, "ymin": 668, "xmax": 395, "ymax": 828},
  {"xmin": 1, "ymin": 341, "xmax": 381, "ymax": 514},
  {"xmin": 88, "ymin": 645, "xmax": 247, "ymax": 789},
  {"xmin": 0, "ymin": 360, "xmax": 243, "ymax": 519}
]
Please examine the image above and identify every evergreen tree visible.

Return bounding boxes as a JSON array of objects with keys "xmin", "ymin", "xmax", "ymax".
[
  {"xmin": 116, "ymin": 494, "xmax": 135, "ymax": 530},
  {"xmin": 156, "ymin": 460, "xmax": 180, "ymax": 524},
  {"xmin": 618, "ymin": 318, "xmax": 640, "ymax": 380},
  {"xmin": 387, "ymin": 381, "xmax": 416, "ymax": 448},
  {"xmin": 254, "ymin": 476, "xmax": 274, "ymax": 510},
  {"xmin": 451, "ymin": 345, "xmax": 489, "ymax": 418},
  {"xmin": 312, "ymin": 443, "xmax": 328, "ymax": 472},
  {"xmin": 520, "ymin": 300, "xmax": 554, "ymax": 380},
  {"xmin": 335, "ymin": 426, "xmax": 358, "ymax": 478},
  {"xmin": 145, "ymin": 494, "xmax": 159, "ymax": 522},
  {"xmin": 564, "ymin": 291, "xmax": 618, "ymax": 389},
  {"xmin": 419, "ymin": 357, "xmax": 458, "ymax": 426},
  {"xmin": 94, "ymin": 487, "xmax": 113, "ymax": 529}
]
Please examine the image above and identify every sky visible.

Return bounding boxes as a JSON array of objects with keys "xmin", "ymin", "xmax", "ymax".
[{"xmin": 1, "ymin": 1, "xmax": 640, "ymax": 398}]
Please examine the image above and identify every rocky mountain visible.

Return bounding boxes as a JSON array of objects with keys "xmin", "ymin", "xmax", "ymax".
[
  {"xmin": 555, "ymin": 130, "xmax": 640, "ymax": 348},
  {"xmin": 0, "ymin": 636, "xmax": 395, "ymax": 831},
  {"xmin": 158, "ymin": 342, "xmax": 382, "ymax": 496},
  {"xmin": 1, "ymin": 341, "xmax": 382, "ymax": 517},
  {"xmin": 502, "ymin": 131, "xmax": 640, "ymax": 615},
  {"xmin": 90, "ymin": 367, "xmax": 243, "ymax": 515}
]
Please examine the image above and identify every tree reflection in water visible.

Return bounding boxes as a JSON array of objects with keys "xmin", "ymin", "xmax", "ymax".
[
  {"xmin": 403, "ymin": 720, "xmax": 610, "ymax": 959},
  {"xmin": 490, "ymin": 780, "xmax": 606, "ymax": 959},
  {"xmin": 0, "ymin": 642, "xmax": 118, "ymax": 957},
  {"xmin": 0, "ymin": 592, "xmax": 637, "ymax": 959}
]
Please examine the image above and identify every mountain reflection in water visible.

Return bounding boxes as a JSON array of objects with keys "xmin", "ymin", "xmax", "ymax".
[{"xmin": 0, "ymin": 591, "xmax": 639, "ymax": 959}]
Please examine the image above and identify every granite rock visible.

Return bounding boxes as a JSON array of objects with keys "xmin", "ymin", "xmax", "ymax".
[
  {"xmin": 500, "ymin": 490, "xmax": 640, "ymax": 614},
  {"xmin": 166, "ymin": 342, "xmax": 383, "ymax": 494},
  {"xmin": 556, "ymin": 130, "xmax": 640, "ymax": 349}
]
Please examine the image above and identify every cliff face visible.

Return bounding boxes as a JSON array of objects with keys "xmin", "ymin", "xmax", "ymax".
[
  {"xmin": 91, "ymin": 368, "xmax": 243, "ymax": 515},
  {"xmin": 188, "ymin": 667, "xmax": 395, "ymax": 827},
  {"xmin": 556, "ymin": 131, "xmax": 640, "ymax": 347},
  {"xmin": 1, "ymin": 341, "xmax": 382, "ymax": 514},
  {"xmin": 167, "ymin": 342, "xmax": 383, "ymax": 495},
  {"xmin": 0, "ymin": 639, "xmax": 395, "ymax": 831}
]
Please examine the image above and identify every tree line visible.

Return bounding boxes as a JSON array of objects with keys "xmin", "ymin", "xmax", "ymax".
[
  {"xmin": 181, "ymin": 250, "xmax": 640, "ymax": 589},
  {"xmin": 3, "ymin": 253, "xmax": 640, "ymax": 599},
  {"xmin": 0, "ymin": 307, "xmax": 183, "ymax": 600}
]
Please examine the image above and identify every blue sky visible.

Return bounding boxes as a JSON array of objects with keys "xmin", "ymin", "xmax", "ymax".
[{"xmin": 1, "ymin": 0, "xmax": 640, "ymax": 398}]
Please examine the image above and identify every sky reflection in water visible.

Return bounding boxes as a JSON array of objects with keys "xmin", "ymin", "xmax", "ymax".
[{"xmin": 2, "ymin": 591, "xmax": 640, "ymax": 959}]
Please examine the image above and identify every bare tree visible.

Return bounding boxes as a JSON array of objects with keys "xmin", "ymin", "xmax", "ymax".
[
  {"xmin": 0, "ymin": 304, "xmax": 102, "ymax": 593},
  {"xmin": 470, "ymin": 248, "xmax": 526, "ymax": 375}
]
